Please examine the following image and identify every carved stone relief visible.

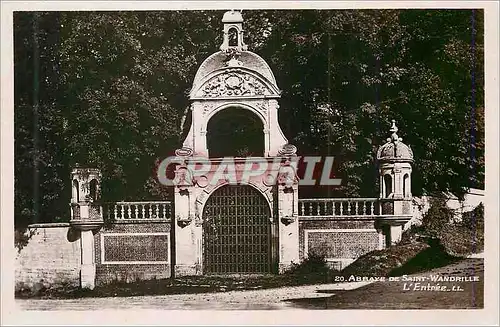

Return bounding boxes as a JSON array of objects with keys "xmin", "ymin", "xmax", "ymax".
[
  {"xmin": 255, "ymin": 101, "xmax": 268, "ymax": 115},
  {"xmin": 198, "ymin": 71, "xmax": 272, "ymax": 98},
  {"xmin": 202, "ymin": 103, "xmax": 216, "ymax": 115}
]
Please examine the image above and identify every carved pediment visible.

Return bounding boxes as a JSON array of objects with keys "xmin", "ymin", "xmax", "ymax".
[{"xmin": 194, "ymin": 71, "xmax": 275, "ymax": 98}]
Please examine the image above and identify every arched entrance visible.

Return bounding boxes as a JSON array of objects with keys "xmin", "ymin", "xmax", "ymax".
[
  {"xmin": 202, "ymin": 185, "xmax": 275, "ymax": 274},
  {"xmin": 207, "ymin": 107, "xmax": 264, "ymax": 158}
]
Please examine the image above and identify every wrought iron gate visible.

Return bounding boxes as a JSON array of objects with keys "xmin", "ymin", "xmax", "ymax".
[{"xmin": 202, "ymin": 185, "xmax": 274, "ymax": 274}]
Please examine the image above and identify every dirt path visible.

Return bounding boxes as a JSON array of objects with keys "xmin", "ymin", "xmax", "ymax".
[
  {"xmin": 17, "ymin": 281, "xmax": 372, "ymax": 310},
  {"xmin": 16, "ymin": 259, "xmax": 483, "ymax": 310}
]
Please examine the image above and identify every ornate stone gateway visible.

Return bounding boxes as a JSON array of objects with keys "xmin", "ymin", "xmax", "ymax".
[
  {"xmin": 170, "ymin": 10, "xmax": 300, "ymax": 276},
  {"xmin": 202, "ymin": 185, "xmax": 275, "ymax": 274}
]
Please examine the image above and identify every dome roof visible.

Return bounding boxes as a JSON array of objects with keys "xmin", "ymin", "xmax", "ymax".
[
  {"xmin": 377, "ymin": 120, "xmax": 414, "ymax": 163},
  {"xmin": 191, "ymin": 51, "xmax": 278, "ymax": 92},
  {"xmin": 222, "ymin": 10, "xmax": 243, "ymax": 23}
]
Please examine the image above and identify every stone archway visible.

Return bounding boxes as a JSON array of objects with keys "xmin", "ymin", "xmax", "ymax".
[
  {"xmin": 206, "ymin": 106, "xmax": 265, "ymax": 158},
  {"xmin": 202, "ymin": 184, "xmax": 276, "ymax": 274},
  {"xmin": 171, "ymin": 11, "xmax": 300, "ymax": 277}
]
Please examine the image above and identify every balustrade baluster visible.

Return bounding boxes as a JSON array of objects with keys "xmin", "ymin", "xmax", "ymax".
[
  {"xmin": 163, "ymin": 204, "xmax": 167, "ymax": 219},
  {"xmin": 155, "ymin": 205, "xmax": 159, "ymax": 219},
  {"xmin": 290, "ymin": 199, "xmax": 380, "ymax": 218},
  {"xmin": 127, "ymin": 205, "xmax": 131, "ymax": 219},
  {"xmin": 140, "ymin": 205, "xmax": 145, "ymax": 219}
]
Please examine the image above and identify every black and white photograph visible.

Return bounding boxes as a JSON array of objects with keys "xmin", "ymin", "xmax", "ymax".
[{"xmin": 1, "ymin": 1, "xmax": 498, "ymax": 325}]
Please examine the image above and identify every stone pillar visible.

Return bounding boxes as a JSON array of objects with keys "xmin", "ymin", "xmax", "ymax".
[
  {"xmin": 70, "ymin": 167, "xmax": 103, "ymax": 289},
  {"xmin": 377, "ymin": 226, "xmax": 386, "ymax": 250},
  {"xmin": 173, "ymin": 186, "xmax": 198, "ymax": 276},
  {"xmin": 390, "ymin": 225, "xmax": 403, "ymax": 245},
  {"xmin": 171, "ymin": 152, "xmax": 199, "ymax": 276},
  {"xmin": 80, "ymin": 229, "xmax": 96, "ymax": 289},
  {"xmin": 276, "ymin": 158, "xmax": 299, "ymax": 272},
  {"xmin": 263, "ymin": 128, "xmax": 271, "ymax": 157}
]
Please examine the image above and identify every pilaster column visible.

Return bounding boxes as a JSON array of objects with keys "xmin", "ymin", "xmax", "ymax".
[
  {"xmin": 172, "ymin": 157, "xmax": 199, "ymax": 276},
  {"xmin": 80, "ymin": 229, "xmax": 96, "ymax": 289},
  {"xmin": 276, "ymin": 160, "xmax": 299, "ymax": 272}
]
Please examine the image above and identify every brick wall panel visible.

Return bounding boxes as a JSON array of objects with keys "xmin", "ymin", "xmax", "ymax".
[
  {"xmin": 298, "ymin": 219, "xmax": 377, "ymax": 259},
  {"xmin": 94, "ymin": 222, "xmax": 172, "ymax": 285}
]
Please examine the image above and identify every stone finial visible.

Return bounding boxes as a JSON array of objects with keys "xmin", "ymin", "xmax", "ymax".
[
  {"xmin": 377, "ymin": 119, "xmax": 413, "ymax": 163},
  {"xmin": 388, "ymin": 119, "xmax": 403, "ymax": 143}
]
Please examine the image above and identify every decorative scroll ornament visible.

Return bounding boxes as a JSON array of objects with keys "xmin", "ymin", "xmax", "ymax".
[
  {"xmin": 277, "ymin": 165, "xmax": 297, "ymax": 187},
  {"xmin": 281, "ymin": 215, "xmax": 296, "ymax": 225},
  {"xmin": 174, "ymin": 166, "xmax": 193, "ymax": 189},
  {"xmin": 176, "ymin": 214, "xmax": 193, "ymax": 228},
  {"xmin": 195, "ymin": 175, "xmax": 209, "ymax": 188},
  {"xmin": 255, "ymin": 101, "xmax": 268, "ymax": 114},
  {"xmin": 175, "ymin": 146, "xmax": 194, "ymax": 158},
  {"xmin": 277, "ymin": 144, "xmax": 297, "ymax": 157},
  {"xmin": 202, "ymin": 103, "xmax": 216, "ymax": 115},
  {"xmin": 198, "ymin": 71, "xmax": 271, "ymax": 98}
]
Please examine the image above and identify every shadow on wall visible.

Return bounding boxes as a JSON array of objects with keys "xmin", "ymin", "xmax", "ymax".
[
  {"xmin": 67, "ymin": 227, "xmax": 81, "ymax": 242},
  {"xmin": 15, "ymin": 228, "xmax": 37, "ymax": 253},
  {"xmin": 16, "ymin": 225, "xmax": 83, "ymax": 253},
  {"xmin": 67, "ymin": 226, "xmax": 100, "ymax": 242}
]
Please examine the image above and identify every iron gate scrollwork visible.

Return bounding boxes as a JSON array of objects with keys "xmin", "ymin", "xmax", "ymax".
[{"xmin": 202, "ymin": 185, "xmax": 275, "ymax": 274}]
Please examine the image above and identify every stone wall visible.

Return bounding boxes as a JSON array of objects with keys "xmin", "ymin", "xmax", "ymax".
[
  {"xmin": 15, "ymin": 223, "xmax": 81, "ymax": 290},
  {"xmin": 94, "ymin": 221, "xmax": 172, "ymax": 285},
  {"xmin": 298, "ymin": 218, "xmax": 382, "ymax": 270},
  {"xmin": 15, "ymin": 221, "xmax": 174, "ymax": 290}
]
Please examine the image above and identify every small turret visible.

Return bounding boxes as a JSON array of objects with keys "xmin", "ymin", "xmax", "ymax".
[
  {"xmin": 220, "ymin": 10, "xmax": 248, "ymax": 53},
  {"xmin": 377, "ymin": 120, "xmax": 413, "ymax": 199}
]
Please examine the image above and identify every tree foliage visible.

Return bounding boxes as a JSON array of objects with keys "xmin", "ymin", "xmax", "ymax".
[{"xmin": 14, "ymin": 9, "xmax": 484, "ymax": 225}]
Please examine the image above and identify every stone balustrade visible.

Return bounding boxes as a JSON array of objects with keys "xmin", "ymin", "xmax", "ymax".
[
  {"xmin": 298, "ymin": 198, "xmax": 382, "ymax": 218},
  {"xmin": 103, "ymin": 201, "xmax": 172, "ymax": 221}
]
